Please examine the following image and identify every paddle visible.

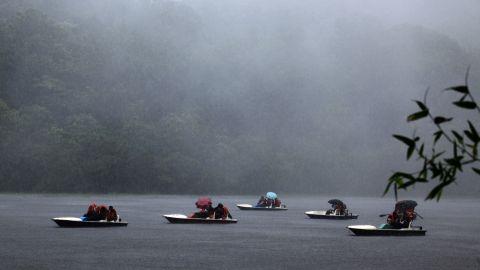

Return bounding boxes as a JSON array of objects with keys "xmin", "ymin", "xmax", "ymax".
[
  {"xmin": 415, "ymin": 212, "xmax": 424, "ymax": 219},
  {"xmin": 379, "ymin": 213, "xmax": 424, "ymax": 219}
]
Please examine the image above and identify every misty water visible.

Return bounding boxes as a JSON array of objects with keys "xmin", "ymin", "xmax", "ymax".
[{"xmin": 1, "ymin": 194, "xmax": 479, "ymax": 270}]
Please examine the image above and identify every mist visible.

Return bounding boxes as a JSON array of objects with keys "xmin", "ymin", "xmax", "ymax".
[{"xmin": 0, "ymin": 0, "xmax": 479, "ymax": 197}]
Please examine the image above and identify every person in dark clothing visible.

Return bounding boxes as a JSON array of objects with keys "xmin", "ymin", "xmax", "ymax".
[
  {"xmin": 190, "ymin": 210, "xmax": 207, "ymax": 219},
  {"xmin": 190, "ymin": 204, "xmax": 214, "ymax": 219},
  {"xmin": 256, "ymin": 196, "xmax": 267, "ymax": 207},
  {"xmin": 106, "ymin": 206, "xmax": 118, "ymax": 222},
  {"xmin": 206, "ymin": 204, "xmax": 215, "ymax": 218},
  {"xmin": 214, "ymin": 203, "xmax": 233, "ymax": 220},
  {"xmin": 387, "ymin": 208, "xmax": 414, "ymax": 229},
  {"xmin": 97, "ymin": 205, "xmax": 109, "ymax": 220},
  {"xmin": 273, "ymin": 198, "xmax": 281, "ymax": 208},
  {"xmin": 82, "ymin": 203, "xmax": 101, "ymax": 221}
]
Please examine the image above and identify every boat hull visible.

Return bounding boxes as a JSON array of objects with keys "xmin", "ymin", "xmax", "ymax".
[
  {"xmin": 347, "ymin": 225, "xmax": 426, "ymax": 236},
  {"xmin": 52, "ymin": 217, "xmax": 128, "ymax": 227},
  {"xmin": 163, "ymin": 214, "xmax": 237, "ymax": 224},
  {"xmin": 236, "ymin": 204, "xmax": 288, "ymax": 211},
  {"xmin": 305, "ymin": 211, "xmax": 358, "ymax": 220}
]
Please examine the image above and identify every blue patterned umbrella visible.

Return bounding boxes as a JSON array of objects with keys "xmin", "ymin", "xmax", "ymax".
[{"xmin": 266, "ymin": 192, "xmax": 277, "ymax": 200}]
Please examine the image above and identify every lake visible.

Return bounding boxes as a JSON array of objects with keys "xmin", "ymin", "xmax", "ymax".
[{"xmin": 0, "ymin": 194, "xmax": 479, "ymax": 269}]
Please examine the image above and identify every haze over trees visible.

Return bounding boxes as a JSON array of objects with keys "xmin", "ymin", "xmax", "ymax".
[{"xmin": 0, "ymin": 0, "xmax": 479, "ymax": 195}]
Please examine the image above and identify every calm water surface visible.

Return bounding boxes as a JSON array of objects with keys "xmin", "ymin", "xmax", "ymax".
[{"xmin": 0, "ymin": 194, "xmax": 479, "ymax": 270}]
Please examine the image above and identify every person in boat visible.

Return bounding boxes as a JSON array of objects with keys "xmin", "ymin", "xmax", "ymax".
[
  {"xmin": 326, "ymin": 202, "xmax": 346, "ymax": 215},
  {"xmin": 273, "ymin": 198, "xmax": 281, "ymax": 208},
  {"xmin": 97, "ymin": 205, "xmax": 109, "ymax": 220},
  {"xmin": 82, "ymin": 203, "xmax": 100, "ymax": 221},
  {"xmin": 335, "ymin": 203, "xmax": 346, "ymax": 215},
  {"xmin": 404, "ymin": 207, "xmax": 416, "ymax": 224},
  {"xmin": 106, "ymin": 206, "xmax": 118, "ymax": 222},
  {"xmin": 213, "ymin": 203, "xmax": 233, "ymax": 220},
  {"xmin": 387, "ymin": 208, "xmax": 416, "ymax": 229},
  {"xmin": 256, "ymin": 196, "xmax": 268, "ymax": 207},
  {"xmin": 190, "ymin": 202, "xmax": 215, "ymax": 219},
  {"xmin": 387, "ymin": 211, "xmax": 403, "ymax": 228}
]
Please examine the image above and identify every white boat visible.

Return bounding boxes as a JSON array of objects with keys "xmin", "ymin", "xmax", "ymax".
[
  {"xmin": 163, "ymin": 214, "xmax": 238, "ymax": 224},
  {"xmin": 236, "ymin": 204, "xmax": 288, "ymax": 211},
  {"xmin": 305, "ymin": 210, "xmax": 358, "ymax": 220},
  {"xmin": 52, "ymin": 217, "xmax": 128, "ymax": 227},
  {"xmin": 347, "ymin": 225, "xmax": 426, "ymax": 236}
]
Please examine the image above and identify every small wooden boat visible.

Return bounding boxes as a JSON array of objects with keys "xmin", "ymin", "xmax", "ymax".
[
  {"xmin": 52, "ymin": 217, "xmax": 128, "ymax": 227},
  {"xmin": 236, "ymin": 204, "xmax": 288, "ymax": 211},
  {"xmin": 305, "ymin": 210, "xmax": 358, "ymax": 220},
  {"xmin": 347, "ymin": 225, "xmax": 426, "ymax": 236},
  {"xmin": 163, "ymin": 214, "xmax": 238, "ymax": 224}
]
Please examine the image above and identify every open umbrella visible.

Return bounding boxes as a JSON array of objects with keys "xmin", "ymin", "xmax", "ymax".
[
  {"xmin": 395, "ymin": 200, "xmax": 417, "ymax": 211},
  {"xmin": 266, "ymin": 192, "xmax": 277, "ymax": 200},
  {"xmin": 327, "ymin": 199, "xmax": 345, "ymax": 208},
  {"xmin": 195, "ymin": 197, "xmax": 212, "ymax": 209}
]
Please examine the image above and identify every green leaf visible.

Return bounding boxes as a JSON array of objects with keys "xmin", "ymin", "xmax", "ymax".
[
  {"xmin": 415, "ymin": 177, "xmax": 428, "ymax": 183},
  {"xmin": 472, "ymin": 167, "xmax": 480, "ymax": 175},
  {"xmin": 384, "ymin": 172, "xmax": 410, "ymax": 196},
  {"xmin": 464, "ymin": 130, "xmax": 479, "ymax": 144},
  {"xmin": 398, "ymin": 180, "xmax": 416, "ymax": 189},
  {"xmin": 431, "ymin": 151, "xmax": 445, "ymax": 161},
  {"xmin": 414, "ymin": 100, "xmax": 428, "ymax": 111},
  {"xmin": 426, "ymin": 178, "xmax": 455, "ymax": 201},
  {"xmin": 453, "ymin": 141, "xmax": 458, "ymax": 158},
  {"xmin": 420, "ymin": 160, "xmax": 428, "ymax": 178},
  {"xmin": 445, "ymin": 85, "xmax": 469, "ymax": 94},
  {"xmin": 453, "ymin": 101, "xmax": 477, "ymax": 109},
  {"xmin": 407, "ymin": 145, "xmax": 415, "ymax": 160},
  {"xmin": 390, "ymin": 172, "xmax": 415, "ymax": 182},
  {"xmin": 433, "ymin": 131, "xmax": 443, "ymax": 144},
  {"xmin": 445, "ymin": 157, "xmax": 463, "ymax": 171},
  {"xmin": 433, "ymin": 116, "xmax": 452, "ymax": 125},
  {"xmin": 407, "ymin": 110, "xmax": 429, "ymax": 122},
  {"xmin": 451, "ymin": 130, "xmax": 464, "ymax": 144},
  {"xmin": 468, "ymin": 121, "xmax": 480, "ymax": 142},
  {"xmin": 473, "ymin": 142, "xmax": 478, "ymax": 159},
  {"xmin": 418, "ymin": 143, "xmax": 424, "ymax": 157},
  {"xmin": 430, "ymin": 164, "xmax": 441, "ymax": 179},
  {"xmin": 383, "ymin": 182, "xmax": 393, "ymax": 196},
  {"xmin": 393, "ymin": 134, "xmax": 415, "ymax": 148}
]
